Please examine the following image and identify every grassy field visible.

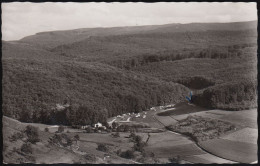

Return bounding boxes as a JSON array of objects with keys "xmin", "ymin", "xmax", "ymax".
[
  {"xmin": 218, "ymin": 109, "xmax": 258, "ymax": 129},
  {"xmin": 199, "ymin": 138, "xmax": 257, "ymax": 163},
  {"xmin": 220, "ymin": 127, "xmax": 258, "ymax": 144}
]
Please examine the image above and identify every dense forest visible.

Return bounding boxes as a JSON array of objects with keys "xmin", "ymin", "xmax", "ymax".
[
  {"xmin": 2, "ymin": 21, "xmax": 257, "ymax": 125},
  {"xmin": 192, "ymin": 80, "xmax": 257, "ymax": 111},
  {"xmin": 2, "ymin": 54, "xmax": 188, "ymax": 124}
]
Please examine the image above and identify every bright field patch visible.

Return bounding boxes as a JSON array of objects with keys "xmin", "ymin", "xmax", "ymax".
[
  {"xmin": 147, "ymin": 132, "xmax": 192, "ymax": 147},
  {"xmin": 154, "ymin": 115, "xmax": 178, "ymax": 126},
  {"xmin": 199, "ymin": 138, "xmax": 257, "ymax": 163},
  {"xmin": 219, "ymin": 109, "xmax": 257, "ymax": 129},
  {"xmin": 220, "ymin": 127, "xmax": 258, "ymax": 144},
  {"xmin": 182, "ymin": 153, "xmax": 236, "ymax": 164}
]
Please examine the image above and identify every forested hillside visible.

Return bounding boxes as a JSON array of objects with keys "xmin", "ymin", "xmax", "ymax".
[
  {"xmin": 2, "ymin": 20, "xmax": 257, "ymax": 125},
  {"xmin": 2, "ymin": 42, "xmax": 189, "ymax": 124}
]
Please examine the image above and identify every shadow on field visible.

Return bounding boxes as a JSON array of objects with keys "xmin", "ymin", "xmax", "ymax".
[{"xmin": 157, "ymin": 102, "xmax": 208, "ymax": 116}]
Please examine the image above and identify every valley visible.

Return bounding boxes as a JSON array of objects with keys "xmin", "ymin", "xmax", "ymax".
[{"xmin": 2, "ymin": 20, "xmax": 258, "ymax": 164}]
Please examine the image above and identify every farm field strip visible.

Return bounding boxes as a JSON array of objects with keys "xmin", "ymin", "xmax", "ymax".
[
  {"xmin": 210, "ymin": 109, "xmax": 258, "ymax": 129},
  {"xmin": 146, "ymin": 143, "xmax": 206, "ymax": 158},
  {"xmin": 147, "ymin": 132, "xmax": 192, "ymax": 146},
  {"xmin": 220, "ymin": 127, "xmax": 258, "ymax": 144},
  {"xmin": 181, "ymin": 155, "xmax": 212, "ymax": 164},
  {"xmin": 194, "ymin": 153, "xmax": 237, "ymax": 164},
  {"xmin": 198, "ymin": 138, "xmax": 258, "ymax": 163},
  {"xmin": 168, "ymin": 109, "xmax": 227, "ymax": 121}
]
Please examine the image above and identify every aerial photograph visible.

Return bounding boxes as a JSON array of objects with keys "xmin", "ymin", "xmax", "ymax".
[{"xmin": 2, "ymin": 2, "xmax": 258, "ymax": 164}]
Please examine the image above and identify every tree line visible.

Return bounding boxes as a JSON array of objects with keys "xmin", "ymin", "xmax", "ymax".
[{"xmin": 111, "ymin": 43, "xmax": 255, "ymax": 70}]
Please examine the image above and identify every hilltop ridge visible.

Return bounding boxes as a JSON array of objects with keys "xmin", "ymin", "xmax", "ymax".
[{"xmin": 17, "ymin": 20, "xmax": 257, "ymax": 49}]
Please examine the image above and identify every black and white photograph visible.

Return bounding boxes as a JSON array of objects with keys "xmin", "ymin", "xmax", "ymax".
[{"xmin": 2, "ymin": 2, "xmax": 258, "ymax": 164}]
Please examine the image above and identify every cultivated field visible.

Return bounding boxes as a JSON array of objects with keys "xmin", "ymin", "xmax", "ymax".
[
  {"xmin": 199, "ymin": 138, "xmax": 257, "ymax": 163},
  {"xmin": 181, "ymin": 153, "xmax": 237, "ymax": 164},
  {"xmin": 220, "ymin": 127, "xmax": 258, "ymax": 144}
]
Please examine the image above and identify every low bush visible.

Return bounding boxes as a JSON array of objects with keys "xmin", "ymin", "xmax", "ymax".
[
  {"xmin": 84, "ymin": 153, "xmax": 97, "ymax": 162},
  {"xmin": 21, "ymin": 143, "xmax": 33, "ymax": 154},
  {"xmin": 74, "ymin": 134, "xmax": 80, "ymax": 141},
  {"xmin": 25, "ymin": 125, "xmax": 40, "ymax": 144},
  {"xmin": 3, "ymin": 144, "xmax": 8, "ymax": 152},
  {"xmin": 169, "ymin": 155, "xmax": 181, "ymax": 164},
  {"xmin": 9, "ymin": 132, "xmax": 24, "ymax": 142},
  {"xmin": 85, "ymin": 127, "xmax": 94, "ymax": 133},
  {"xmin": 58, "ymin": 126, "xmax": 65, "ymax": 133},
  {"xmin": 48, "ymin": 133, "xmax": 73, "ymax": 147},
  {"xmin": 97, "ymin": 143, "xmax": 108, "ymax": 152},
  {"xmin": 120, "ymin": 150, "xmax": 135, "ymax": 159},
  {"xmin": 44, "ymin": 128, "xmax": 49, "ymax": 132}
]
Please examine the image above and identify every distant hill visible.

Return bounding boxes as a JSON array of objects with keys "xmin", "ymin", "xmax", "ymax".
[{"xmin": 18, "ymin": 20, "xmax": 257, "ymax": 49}]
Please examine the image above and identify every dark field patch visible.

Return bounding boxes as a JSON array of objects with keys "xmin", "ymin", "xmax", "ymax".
[
  {"xmin": 157, "ymin": 102, "xmax": 207, "ymax": 116},
  {"xmin": 146, "ymin": 143, "xmax": 205, "ymax": 158}
]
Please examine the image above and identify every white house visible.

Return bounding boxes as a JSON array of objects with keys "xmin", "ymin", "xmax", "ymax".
[
  {"xmin": 94, "ymin": 122, "xmax": 102, "ymax": 128},
  {"xmin": 165, "ymin": 104, "xmax": 175, "ymax": 109}
]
